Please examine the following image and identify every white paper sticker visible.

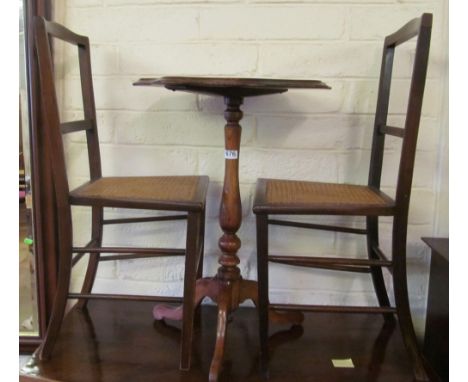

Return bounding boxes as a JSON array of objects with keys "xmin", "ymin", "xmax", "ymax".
[
  {"xmin": 224, "ymin": 150, "xmax": 238, "ymax": 159},
  {"xmin": 331, "ymin": 358, "xmax": 354, "ymax": 368}
]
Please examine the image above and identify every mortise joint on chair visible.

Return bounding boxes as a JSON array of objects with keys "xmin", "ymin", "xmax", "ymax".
[{"xmin": 378, "ymin": 124, "xmax": 405, "ymax": 138}]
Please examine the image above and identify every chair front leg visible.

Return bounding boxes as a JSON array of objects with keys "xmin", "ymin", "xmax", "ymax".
[
  {"xmin": 77, "ymin": 206, "xmax": 103, "ymax": 310},
  {"xmin": 180, "ymin": 211, "xmax": 202, "ymax": 371},
  {"xmin": 195, "ymin": 210, "xmax": 206, "ymax": 326},
  {"xmin": 256, "ymin": 213, "xmax": 270, "ymax": 378}
]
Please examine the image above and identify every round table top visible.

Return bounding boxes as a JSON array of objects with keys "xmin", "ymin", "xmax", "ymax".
[{"xmin": 133, "ymin": 76, "xmax": 330, "ymax": 98}]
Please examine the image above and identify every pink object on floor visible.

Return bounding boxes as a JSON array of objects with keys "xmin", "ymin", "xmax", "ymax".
[{"xmin": 153, "ymin": 304, "xmax": 183, "ymax": 321}]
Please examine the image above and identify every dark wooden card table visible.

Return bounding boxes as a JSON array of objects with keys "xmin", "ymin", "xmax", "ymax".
[{"xmin": 134, "ymin": 76, "xmax": 330, "ymax": 382}]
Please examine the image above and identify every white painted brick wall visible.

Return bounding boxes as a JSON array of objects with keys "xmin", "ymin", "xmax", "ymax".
[
  {"xmin": 199, "ymin": 6, "xmax": 346, "ymax": 40},
  {"xmin": 58, "ymin": 0, "xmax": 448, "ymax": 337}
]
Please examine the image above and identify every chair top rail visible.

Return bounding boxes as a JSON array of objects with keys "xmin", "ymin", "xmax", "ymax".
[
  {"xmin": 38, "ymin": 16, "xmax": 88, "ymax": 46},
  {"xmin": 385, "ymin": 13, "xmax": 432, "ymax": 47}
]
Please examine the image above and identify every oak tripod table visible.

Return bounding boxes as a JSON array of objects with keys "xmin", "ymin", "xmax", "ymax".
[{"xmin": 134, "ymin": 76, "xmax": 330, "ymax": 382}]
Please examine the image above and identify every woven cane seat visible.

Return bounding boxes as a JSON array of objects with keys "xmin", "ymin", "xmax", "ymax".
[
  {"xmin": 253, "ymin": 178, "xmax": 395, "ymax": 215},
  {"xmin": 70, "ymin": 176, "xmax": 209, "ymax": 211}
]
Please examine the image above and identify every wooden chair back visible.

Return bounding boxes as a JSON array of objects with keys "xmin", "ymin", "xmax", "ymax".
[
  {"xmin": 368, "ymin": 13, "xmax": 432, "ymax": 215},
  {"xmin": 34, "ymin": 16, "xmax": 102, "ymax": 206}
]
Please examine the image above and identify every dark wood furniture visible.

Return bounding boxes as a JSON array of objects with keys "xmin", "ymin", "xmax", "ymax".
[
  {"xmin": 253, "ymin": 14, "xmax": 433, "ymax": 382},
  {"xmin": 20, "ymin": 0, "xmax": 54, "ymax": 354},
  {"xmin": 135, "ymin": 76, "xmax": 330, "ymax": 381},
  {"xmin": 33, "ymin": 16, "xmax": 209, "ymax": 371},
  {"xmin": 20, "ymin": 300, "xmax": 417, "ymax": 381},
  {"xmin": 422, "ymin": 237, "xmax": 449, "ymax": 382}
]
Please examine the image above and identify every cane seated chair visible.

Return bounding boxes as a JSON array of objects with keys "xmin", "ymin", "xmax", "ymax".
[
  {"xmin": 253, "ymin": 14, "xmax": 432, "ymax": 381},
  {"xmin": 34, "ymin": 16, "xmax": 208, "ymax": 371}
]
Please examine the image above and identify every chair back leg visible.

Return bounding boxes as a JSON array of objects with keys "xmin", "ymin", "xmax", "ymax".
[
  {"xmin": 392, "ymin": 218, "xmax": 429, "ymax": 381},
  {"xmin": 38, "ymin": 242, "xmax": 73, "ymax": 360}
]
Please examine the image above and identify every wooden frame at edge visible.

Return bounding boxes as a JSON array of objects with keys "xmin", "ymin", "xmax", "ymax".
[{"xmin": 20, "ymin": 0, "xmax": 54, "ymax": 354}]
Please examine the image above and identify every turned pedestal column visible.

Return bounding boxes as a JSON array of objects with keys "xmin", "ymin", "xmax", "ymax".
[{"xmin": 134, "ymin": 76, "xmax": 330, "ymax": 382}]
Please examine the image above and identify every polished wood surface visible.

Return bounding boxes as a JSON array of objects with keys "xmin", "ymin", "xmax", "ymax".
[
  {"xmin": 21, "ymin": 300, "xmax": 417, "ymax": 382},
  {"xmin": 20, "ymin": 0, "xmax": 54, "ymax": 353},
  {"xmin": 253, "ymin": 13, "xmax": 433, "ymax": 382},
  {"xmin": 136, "ymin": 77, "xmax": 330, "ymax": 381},
  {"xmin": 422, "ymin": 237, "xmax": 449, "ymax": 382},
  {"xmin": 134, "ymin": 76, "xmax": 330, "ymax": 97}
]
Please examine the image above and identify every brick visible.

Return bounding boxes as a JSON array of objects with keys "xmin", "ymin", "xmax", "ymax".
[
  {"xmin": 267, "ymin": 289, "xmax": 385, "ymax": 307},
  {"xmin": 64, "ymin": 44, "xmax": 119, "ymax": 76},
  {"xmin": 113, "ymin": 111, "xmax": 255, "ymax": 147},
  {"xmin": 62, "ymin": 110, "xmax": 114, "ymax": 143},
  {"xmin": 350, "ymin": 5, "xmax": 438, "ymax": 40},
  {"xmin": 387, "ymin": 79, "xmax": 440, "ymax": 117},
  {"xmin": 396, "ymin": 0, "xmax": 439, "ymax": 3},
  {"xmin": 337, "ymin": 150, "xmax": 370, "ymax": 184},
  {"xmin": 63, "ymin": 142, "xmax": 90, "ymax": 179},
  {"xmin": 408, "ymin": 189, "xmax": 436, "ymax": 224},
  {"xmin": 341, "ymin": 79, "xmax": 440, "ymax": 117},
  {"xmin": 334, "ymin": 231, "xmax": 368, "ymax": 257},
  {"xmin": 256, "ymin": 114, "xmax": 373, "ymax": 150},
  {"xmin": 268, "ymin": 263, "xmax": 376, "ymax": 293},
  {"xmin": 391, "ymin": 42, "xmax": 444, "ymax": 80},
  {"xmin": 253, "ymin": 0, "xmax": 392, "ymax": 3},
  {"xmin": 260, "ymin": 39, "xmax": 441, "ymax": 80},
  {"xmin": 381, "ymin": 149, "xmax": 437, "ymax": 188},
  {"xmin": 98, "ymin": 144, "xmax": 198, "ymax": 176},
  {"xmin": 367, "ymin": 189, "xmax": 436, "ymax": 226},
  {"xmin": 66, "ymin": 6, "xmax": 199, "ymax": 43},
  {"xmin": 70, "ymin": 207, "xmax": 92, "ymax": 244},
  {"xmin": 119, "ymin": 43, "xmax": 258, "ymax": 76},
  {"xmin": 118, "ymin": 256, "xmax": 187, "ymax": 282},
  {"xmin": 242, "ymin": 148, "xmax": 339, "ymax": 183},
  {"xmin": 199, "ymin": 147, "xmax": 339, "ymax": 184},
  {"xmin": 199, "ymin": 6, "xmax": 346, "ymax": 40},
  {"xmin": 259, "ymin": 42, "xmax": 381, "ymax": 78},
  {"xmin": 197, "ymin": 148, "xmax": 225, "ymax": 182},
  {"xmin": 68, "ymin": 0, "xmax": 102, "ymax": 6},
  {"xmin": 90, "ymin": 44, "xmax": 119, "ymax": 75},
  {"xmin": 105, "ymin": 0, "xmax": 236, "ymax": 5},
  {"xmin": 88, "ymin": 260, "xmax": 117, "ymax": 280},
  {"xmin": 199, "ymin": 218, "xmax": 224, "ymax": 255},
  {"xmin": 236, "ymin": 218, "xmax": 259, "ymax": 258},
  {"xmin": 269, "ymin": 221, "xmax": 336, "ymax": 256},
  {"xmin": 91, "ymin": 277, "xmax": 183, "ymax": 297},
  {"xmin": 364, "ymin": 222, "xmax": 434, "ymax": 264},
  {"xmin": 384, "ymin": 116, "xmax": 438, "ymax": 151},
  {"xmin": 61, "ymin": 109, "xmax": 85, "ymax": 124},
  {"xmin": 337, "ymin": 145, "xmax": 438, "ymax": 189},
  {"xmin": 65, "ymin": 76, "xmax": 198, "ymax": 111}
]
